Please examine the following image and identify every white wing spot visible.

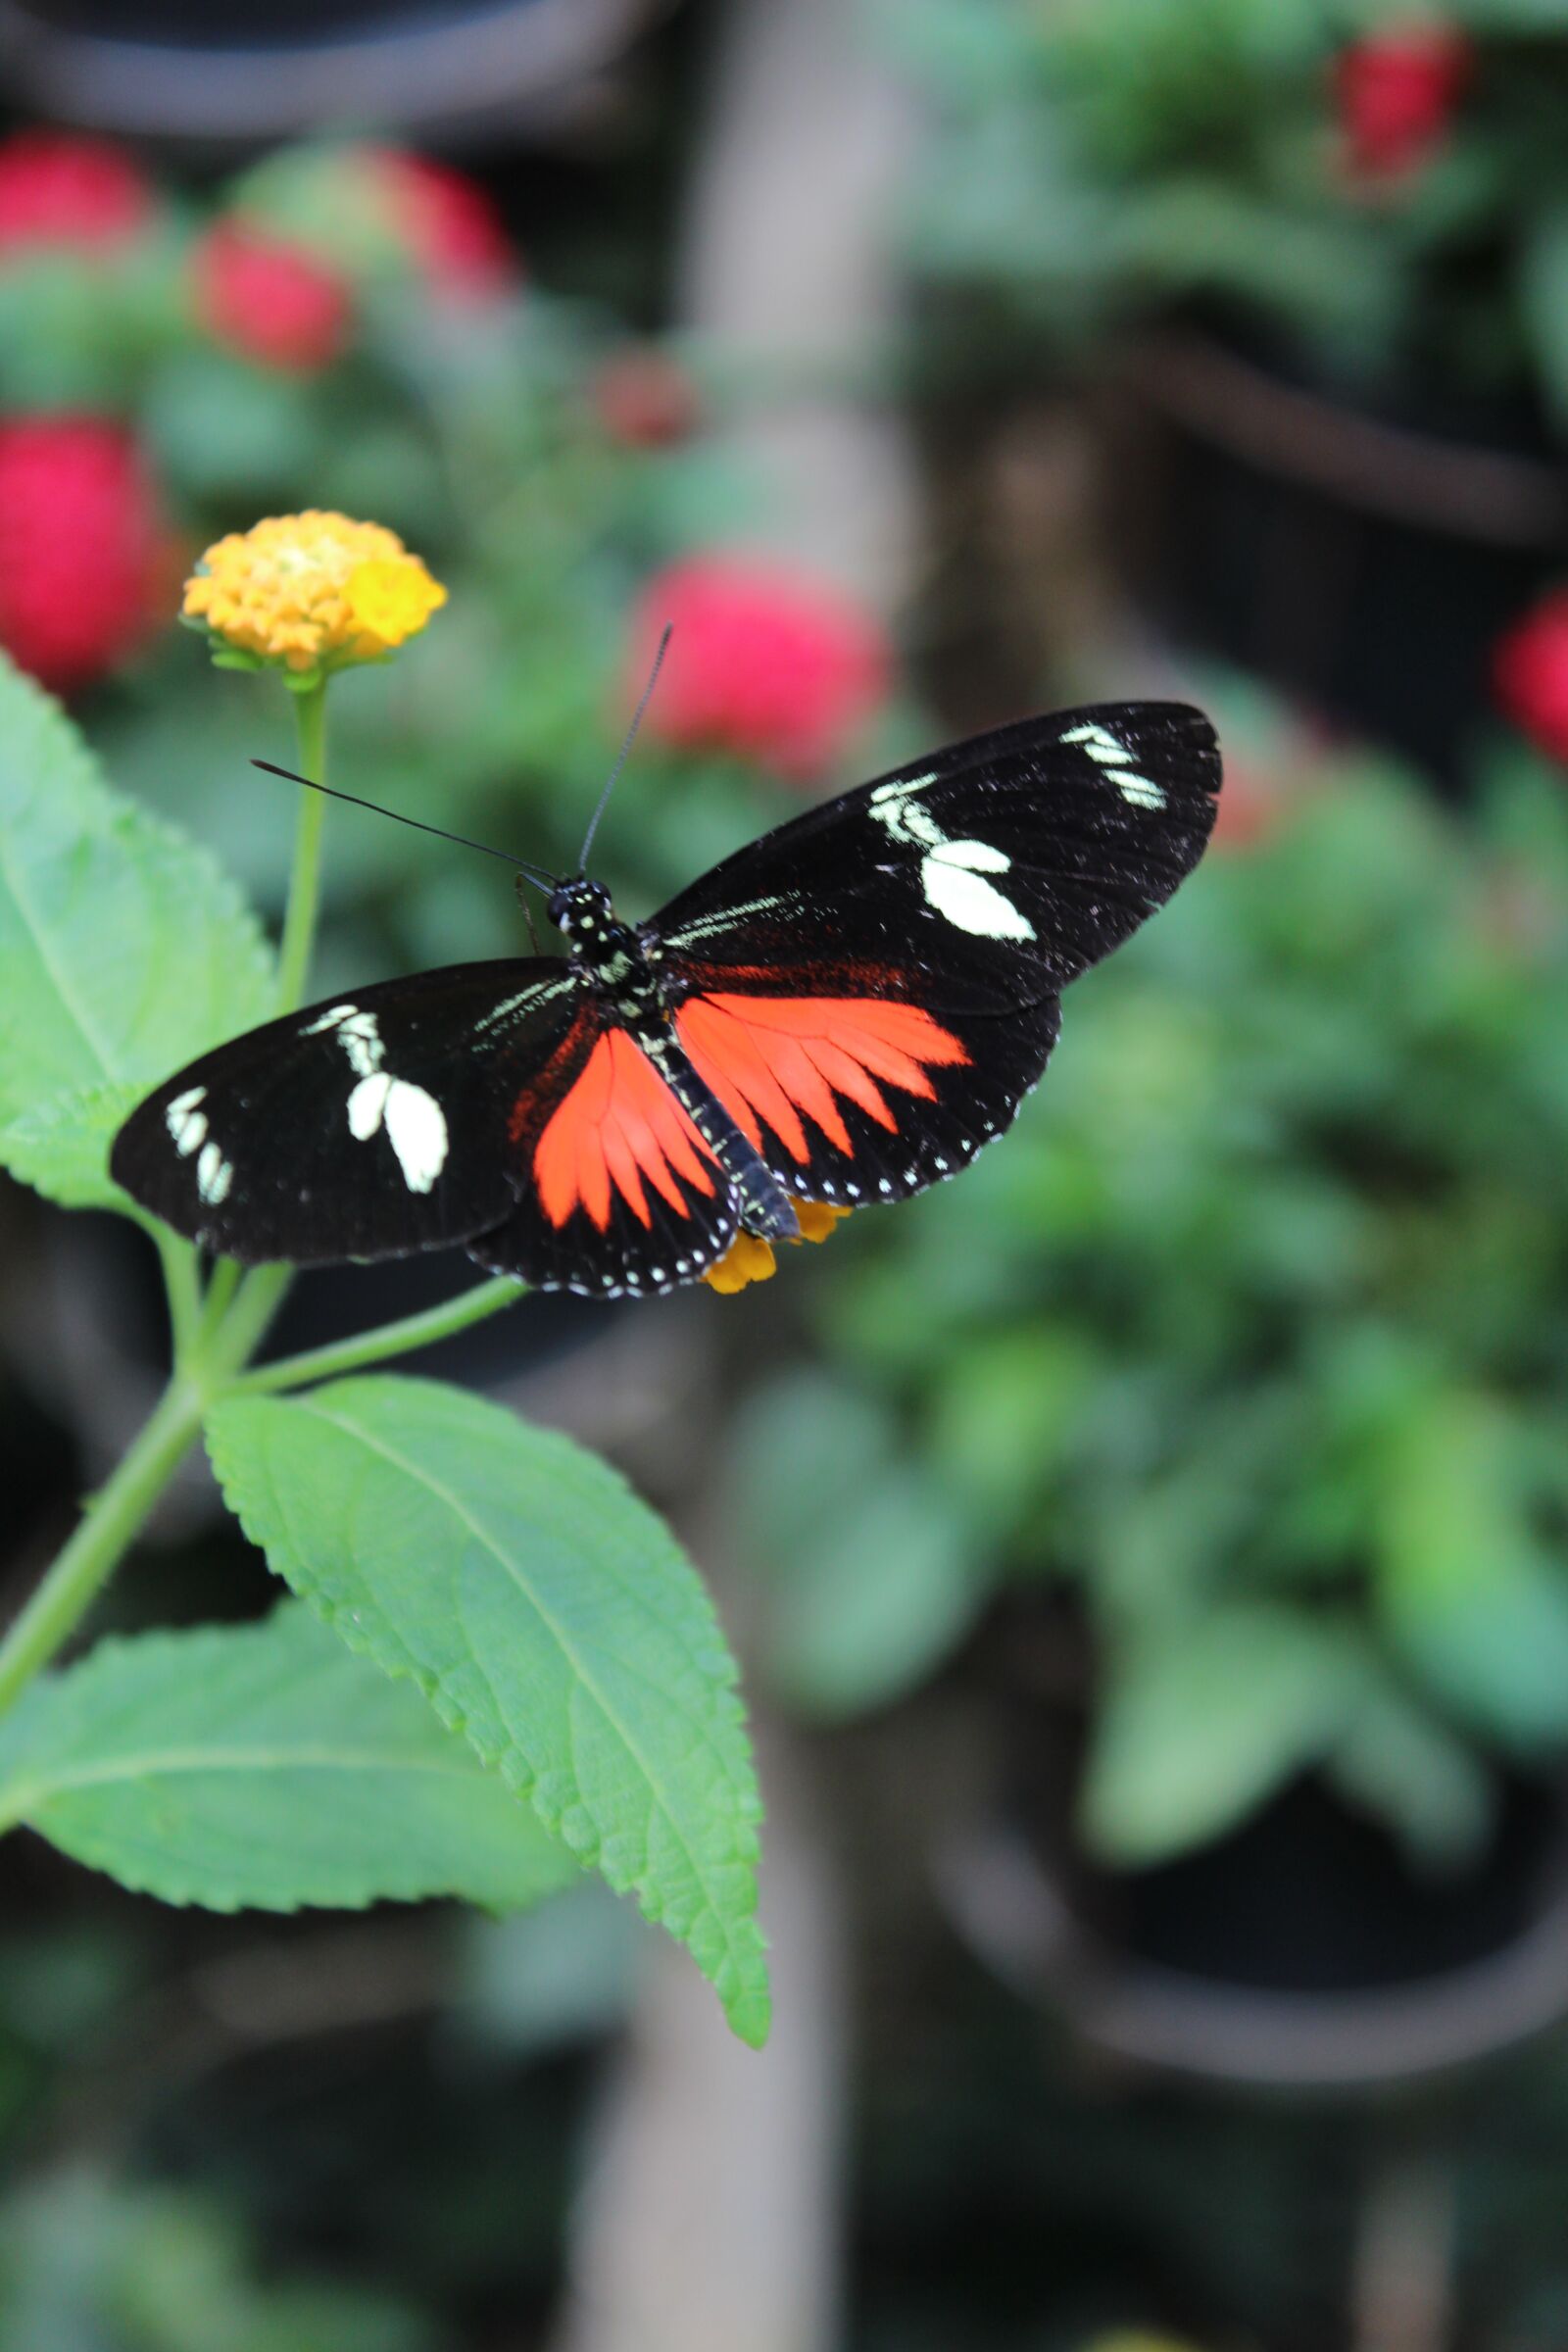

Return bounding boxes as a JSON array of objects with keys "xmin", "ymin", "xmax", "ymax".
[
  {"xmin": 347, "ymin": 1071, "xmax": 448, "ymax": 1192},
  {"xmin": 921, "ymin": 846, "xmax": 1035, "ymax": 940},
  {"xmin": 196, "ymin": 1140, "xmax": 233, "ymax": 1203},
  {"xmin": 348, "ymin": 1072, "xmax": 392, "ymax": 1141},
  {"xmin": 1062, "ymin": 720, "xmax": 1165, "ymax": 808},
  {"xmin": 166, "ymin": 1086, "xmax": 208, "ymax": 1156}
]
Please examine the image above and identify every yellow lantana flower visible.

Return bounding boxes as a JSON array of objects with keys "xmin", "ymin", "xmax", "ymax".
[
  {"xmin": 182, "ymin": 511, "xmax": 446, "ymax": 689},
  {"xmin": 703, "ymin": 1198, "xmax": 851, "ymax": 1295}
]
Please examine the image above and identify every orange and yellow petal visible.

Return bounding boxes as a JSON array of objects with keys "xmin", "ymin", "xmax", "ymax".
[
  {"xmin": 701, "ymin": 1196, "xmax": 852, "ymax": 1294},
  {"xmin": 345, "ymin": 555, "xmax": 447, "ymax": 651},
  {"xmin": 703, "ymin": 1232, "xmax": 778, "ymax": 1294},
  {"xmin": 181, "ymin": 510, "xmax": 445, "ymax": 678}
]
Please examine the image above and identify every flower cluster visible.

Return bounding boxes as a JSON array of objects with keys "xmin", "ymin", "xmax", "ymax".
[
  {"xmin": 703, "ymin": 1200, "xmax": 851, "ymax": 1294},
  {"xmin": 194, "ymin": 143, "xmax": 519, "ymax": 372},
  {"xmin": 194, "ymin": 221, "xmax": 351, "ymax": 372},
  {"xmin": 375, "ymin": 149, "xmax": 517, "ymax": 304},
  {"xmin": 0, "ymin": 130, "xmax": 153, "ymax": 256},
  {"xmin": 629, "ymin": 556, "xmax": 891, "ymax": 783},
  {"xmin": 0, "ymin": 418, "xmax": 160, "ymax": 691},
  {"xmin": 1334, "ymin": 24, "xmax": 1472, "ymax": 183},
  {"xmin": 1494, "ymin": 588, "xmax": 1568, "ymax": 764},
  {"xmin": 182, "ymin": 511, "xmax": 446, "ymax": 687},
  {"xmin": 594, "ymin": 346, "xmax": 702, "ymax": 449}
]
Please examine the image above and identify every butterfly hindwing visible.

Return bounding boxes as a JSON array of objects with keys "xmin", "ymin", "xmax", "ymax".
[
  {"xmin": 109, "ymin": 960, "xmax": 587, "ymax": 1264},
  {"xmin": 465, "ymin": 1026, "xmax": 738, "ymax": 1298},
  {"xmin": 673, "ymin": 987, "xmax": 1061, "ymax": 1209},
  {"xmin": 645, "ymin": 701, "xmax": 1217, "ymax": 1210}
]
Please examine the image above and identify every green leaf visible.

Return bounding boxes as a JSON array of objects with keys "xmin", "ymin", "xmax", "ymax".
[
  {"xmin": 1325, "ymin": 1664, "xmax": 1495, "ymax": 1874},
  {"xmin": 1374, "ymin": 1391, "xmax": 1568, "ymax": 1745},
  {"xmin": 205, "ymin": 1377, "xmax": 770, "ymax": 2046},
  {"xmin": 0, "ymin": 1603, "xmax": 580, "ymax": 1914},
  {"xmin": 0, "ymin": 1082, "xmax": 146, "ymax": 1213},
  {"xmin": 1080, "ymin": 1605, "xmax": 1355, "ymax": 1865},
  {"xmin": 765, "ymin": 1475, "xmax": 980, "ymax": 1719},
  {"xmin": 731, "ymin": 1370, "xmax": 982, "ymax": 1716},
  {"xmin": 0, "ymin": 654, "xmax": 273, "ymax": 1207}
]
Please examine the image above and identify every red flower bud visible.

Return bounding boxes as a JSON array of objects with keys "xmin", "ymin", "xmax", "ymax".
[
  {"xmin": 1334, "ymin": 24, "xmax": 1471, "ymax": 182},
  {"xmin": 0, "ymin": 131, "xmax": 153, "ymax": 257},
  {"xmin": 193, "ymin": 220, "xmax": 352, "ymax": 372},
  {"xmin": 628, "ymin": 555, "xmax": 892, "ymax": 784},
  {"xmin": 594, "ymin": 348, "xmax": 702, "ymax": 448},
  {"xmin": 0, "ymin": 417, "xmax": 161, "ymax": 692},
  {"xmin": 373, "ymin": 150, "xmax": 518, "ymax": 303},
  {"xmin": 1494, "ymin": 589, "xmax": 1568, "ymax": 764}
]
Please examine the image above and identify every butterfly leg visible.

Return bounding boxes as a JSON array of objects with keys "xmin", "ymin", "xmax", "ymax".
[{"xmin": 645, "ymin": 1037, "xmax": 800, "ymax": 1242}]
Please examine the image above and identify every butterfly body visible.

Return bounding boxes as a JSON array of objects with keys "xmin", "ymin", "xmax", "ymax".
[{"xmin": 111, "ymin": 702, "xmax": 1221, "ymax": 1298}]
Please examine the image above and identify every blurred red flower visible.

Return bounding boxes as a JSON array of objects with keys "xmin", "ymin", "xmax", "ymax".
[
  {"xmin": 629, "ymin": 556, "xmax": 891, "ymax": 783},
  {"xmin": 193, "ymin": 221, "xmax": 351, "ymax": 371},
  {"xmin": 1494, "ymin": 589, "xmax": 1568, "ymax": 762},
  {"xmin": 594, "ymin": 347, "xmax": 702, "ymax": 448},
  {"xmin": 0, "ymin": 417, "xmax": 161, "ymax": 692},
  {"xmin": 0, "ymin": 130, "xmax": 153, "ymax": 257},
  {"xmin": 375, "ymin": 151, "xmax": 517, "ymax": 303},
  {"xmin": 1334, "ymin": 24, "xmax": 1471, "ymax": 181}
]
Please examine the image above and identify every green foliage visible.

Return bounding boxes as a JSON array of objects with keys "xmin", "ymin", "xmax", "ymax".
[
  {"xmin": 730, "ymin": 1370, "xmax": 982, "ymax": 1716},
  {"xmin": 1081, "ymin": 1604, "xmax": 1357, "ymax": 1862},
  {"xmin": 895, "ymin": 0, "xmax": 1568, "ymax": 410},
  {"xmin": 0, "ymin": 1604, "xmax": 581, "ymax": 1914},
  {"xmin": 736, "ymin": 723, "xmax": 1568, "ymax": 1869},
  {"xmin": 206, "ymin": 1379, "xmax": 769, "ymax": 2045},
  {"xmin": 0, "ymin": 659, "xmax": 770, "ymax": 2045},
  {"xmin": 0, "ymin": 2171, "xmax": 433, "ymax": 2352},
  {"xmin": 0, "ymin": 655, "xmax": 272, "ymax": 1211}
]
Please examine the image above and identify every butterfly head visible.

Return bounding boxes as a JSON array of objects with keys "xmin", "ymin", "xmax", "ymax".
[{"xmin": 548, "ymin": 876, "xmax": 614, "ymax": 942}]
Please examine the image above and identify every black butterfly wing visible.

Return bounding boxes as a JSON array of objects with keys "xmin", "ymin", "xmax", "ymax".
[
  {"xmin": 111, "ymin": 959, "xmax": 591, "ymax": 1264},
  {"xmin": 112, "ymin": 959, "xmax": 742, "ymax": 1297},
  {"xmin": 649, "ymin": 702, "xmax": 1220, "ymax": 1006},
  {"xmin": 463, "ymin": 1025, "xmax": 740, "ymax": 1299},
  {"xmin": 643, "ymin": 702, "xmax": 1219, "ymax": 1207}
]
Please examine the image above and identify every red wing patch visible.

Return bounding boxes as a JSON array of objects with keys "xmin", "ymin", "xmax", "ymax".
[
  {"xmin": 533, "ymin": 1029, "xmax": 717, "ymax": 1231},
  {"xmin": 675, "ymin": 993, "xmax": 970, "ymax": 1165}
]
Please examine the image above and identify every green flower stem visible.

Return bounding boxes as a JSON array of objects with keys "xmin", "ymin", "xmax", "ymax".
[
  {"xmin": 197, "ymin": 1256, "xmax": 243, "ymax": 1345},
  {"xmin": 213, "ymin": 1264, "xmax": 294, "ymax": 1381},
  {"xmin": 231, "ymin": 1276, "xmax": 525, "ymax": 1396},
  {"xmin": 156, "ymin": 1230, "xmax": 201, "ymax": 1366},
  {"xmin": 0, "ymin": 1378, "xmax": 205, "ymax": 1720},
  {"xmin": 273, "ymin": 678, "xmax": 329, "ymax": 1015}
]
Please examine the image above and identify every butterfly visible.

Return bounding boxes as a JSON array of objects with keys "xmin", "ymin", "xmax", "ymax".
[{"xmin": 110, "ymin": 702, "xmax": 1221, "ymax": 1298}]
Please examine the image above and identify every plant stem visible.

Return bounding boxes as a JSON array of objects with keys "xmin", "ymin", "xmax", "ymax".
[
  {"xmin": 0, "ymin": 1379, "xmax": 205, "ymax": 1719},
  {"xmin": 273, "ymin": 679, "xmax": 328, "ymax": 1014},
  {"xmin": 231, "ymin": 1275, "xmax": 525, "ymax": 1396},
  {"xmin": 156, "ymin": 1231, "xmax": 201, "ymax": 1367},
  {"xmin": 213, "ymin": 1264, "xmax": 294, "ymax": 1381},
  {"xmin": 197, "ymin": 1256, "xmax": 243, "ymax": 1345}
]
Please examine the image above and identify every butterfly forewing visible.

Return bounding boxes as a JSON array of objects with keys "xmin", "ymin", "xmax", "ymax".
[
  {"xmin": 649, "ymin": 702, "xmax": 1220, "ymax": 1006},
  {"xmin": 645, "ymin": 701, "xmax": 1218, "ymax": 1211},
  {"xmin": 110, "ymin": 960, "xmax": 585, "ymax": 1264}
]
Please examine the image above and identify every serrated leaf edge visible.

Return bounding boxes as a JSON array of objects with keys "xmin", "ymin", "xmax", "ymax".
[{"xmin": 204, "ymin": 1386, "xmax": 772, "ymax": 2046}]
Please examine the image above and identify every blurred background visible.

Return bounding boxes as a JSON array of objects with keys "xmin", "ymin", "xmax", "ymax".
[{"xmin": 2, "ymin": 2, "xmax": 1568, "ymax": 2346}]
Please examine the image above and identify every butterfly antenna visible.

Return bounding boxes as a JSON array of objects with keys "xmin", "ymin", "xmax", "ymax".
[
  {"xmin": 577, "ymin": 620, "xmax": 672, "ymax": 875},
  {"xmin": 250, "ymin": 761, "xmax": 560, "ymax": 894}
]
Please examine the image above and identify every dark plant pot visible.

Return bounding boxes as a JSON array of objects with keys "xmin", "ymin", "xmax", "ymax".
[
  {"xmin": 939, "ymin": 1664, "xmax": 1568, "ymax": 2090},
  {"xmin": 0, "ymin": 0, "xmax": 677, "ymax": 142},
  {"xmin": 1105, "ymin": 325, "xmax": 1568, "ymax": 788}
]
